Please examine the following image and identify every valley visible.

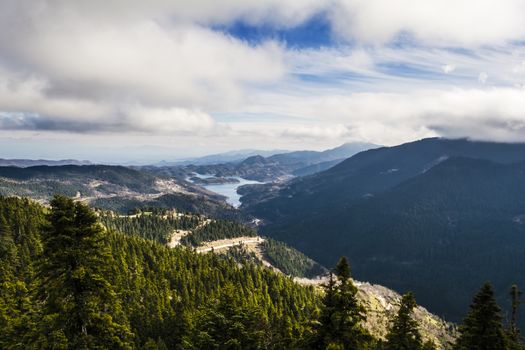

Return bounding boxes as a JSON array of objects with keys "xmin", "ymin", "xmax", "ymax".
[
  {"xmin": 100, "ymin": 208, "xmax": 456, "ymax": 348},
  {"xmin": 2, "ymin": 138, "xmax": 525, "ymax": 349}
]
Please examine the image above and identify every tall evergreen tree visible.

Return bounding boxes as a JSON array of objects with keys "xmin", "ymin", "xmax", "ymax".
[
  {"xmin": 316, "ymin": 257, "xmax": 370, "ymax": 349},
  {"xmin": 454, "ymin": 282, "xmax": 507, "ymax": 350},
  {"xmin": 316, "ymin": 272, "xmax": 338, "ymax": 346},
  {"xmin": 385, "ymin": 292, "xmax": 423, "ymax": 350},
  {"xmin": 34, "ymin": 195, "xmax": 133, "ymax": 349},
  {"xmin": 507, "ymin": 285, "xmax": 524, "ymax": 350}
]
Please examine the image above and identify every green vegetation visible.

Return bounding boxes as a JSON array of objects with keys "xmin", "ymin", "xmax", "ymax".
[
  {"xmin": 222, "ymin": 244, "xmax": 262, "ymax": 266},
  {"xmin": 92, "ymin": 193, "xmax": 241, "ymax": 220},
  {"xmin": 253, "ymin": 156, "xmax": 525, "ymax": 326},
  {"xmin": 261, "ymin": 238, "xmax": 326, "ymax": 278},
  {"xmin": 454, "ymin": 283, "xmax": 508, "ymax": 350},
  {"xmin": 180, "ymin": 219, "xmax": 256, "ymax": 246},
  {"xmin": 2, "ymin": 194, "xmax": 525, "ymax": 349},
  {"xmin": 0, "ymin": 196, "xmax": 319, "ymax": 349},
  {"xmin": 384, "ymin": 292, "xmax": 436, "ymax": 350},
  {"xmin": 98, "ymin": 210, "xmax": 201, "ymax": 244},
  {"xmin": 35, "ymin": 196, "xmax": 133, "ymax": 348},
  {"xmin": 0, "ymin": 165, "xmax": 158, "ymax": 200},
  {"xmin": 314, "ymin": 257, "xmax": 372, "ymax": 349}
]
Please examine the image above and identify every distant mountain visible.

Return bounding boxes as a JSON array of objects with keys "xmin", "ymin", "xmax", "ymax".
[
  {"xmin": 0, "ymin": 158, "xmax": 92, "ymax": 167},
  {"xmin": 0, "ymin": 165, "xmax": 237, "ymax": 218},
  {"xmin": 158, "ymin": 149, "xmax": 288, "ymax": 166},
  {"xmin": 171, "ymin": 142, "xmax": 380, "ymax": 181},
  {"xmin": 242, "ymin": 138, "xmax": 525, "ymax": 325}
]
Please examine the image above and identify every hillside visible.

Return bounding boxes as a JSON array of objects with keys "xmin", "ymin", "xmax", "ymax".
[
  {"xmin": 0, "ymin": 196, "xmax": 320, "ymax": 349},
  {"xmin": 241, "ymin": 138, "xmax": 525, "ymax": 218},
  {"xmin": 97, "ymin": 205, "xmax": 455, "ymax": 348},
  {"xmin": 0, "ymin": 195, "xmax": 461, "ymax": 349},
  {"xmin": 0, "ymin": 164, "xmax": 240, "ymax": 218},
  {"xmin": 248, "ymin": 153, "xmax": 525, "ymax": 325}
]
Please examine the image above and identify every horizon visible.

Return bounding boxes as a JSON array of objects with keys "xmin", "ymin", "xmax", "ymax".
[
  {"xmin": 3, "ymin": 136, "xmax": 525, "ymax": 164},
  {"xmin": 2, "ymin": 1, "xmax": 525, "ymax": 161}
]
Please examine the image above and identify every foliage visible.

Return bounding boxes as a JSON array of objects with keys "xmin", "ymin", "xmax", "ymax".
[
  {"xmin": 98, "ymin": 209, "xmax": 201, "ymax": 244},
  {"xmin": 454, "ymin": 283, "xmax": 507, "ymax": 350},
  {"xmin": 92, "ymin": 193, "xmax": 242, "ymax": 220},
  {"xmin": 0, "ymin": 196, "xmax": 320, "ymax": 349},
  {"xmin": 180, "ymin": 219, "xmax": 256, "ymax": 246},
  {"xmin": 314, "ymin": 257, "xmax": 372, "ymax": 349},
  {"xmin": 385, "ymin": 292, "xmax": 423, "ymax": 350},
  {"xmin": 254, "ymin": 156, "xmax": 525, "ymax": 326},
  {"xmin": 261, "ymin": 238, "xmax": 326, "ymax": 278},
  {"xmin": 33, "ymin": 195, "xmax": 133, "ymax": 349}
]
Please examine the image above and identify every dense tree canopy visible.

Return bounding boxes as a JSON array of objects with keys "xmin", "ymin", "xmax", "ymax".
[
  {"xmin": 2, "ymin": 194, "xmax": 525, "ymax": 350},
  {"xmin": 0, "ymin": 196, "xmax": 320, "ymax": 349}
]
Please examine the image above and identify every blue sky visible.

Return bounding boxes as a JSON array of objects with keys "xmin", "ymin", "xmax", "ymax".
[
  {"xmin": 2, "ymin": 1, "xmax": 525, "ymax": 162},
  {"xmin": 217, "ymin": 14, "xmax": 333, "ymax": 49}
]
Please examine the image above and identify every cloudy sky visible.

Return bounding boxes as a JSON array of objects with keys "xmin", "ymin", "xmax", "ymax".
[{"xmin": 2, "ymin": 0, "xmax": 525, "ymax": 162}]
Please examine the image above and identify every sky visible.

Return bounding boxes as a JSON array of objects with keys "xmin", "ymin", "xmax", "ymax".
[{"xmin": 2, "ymin": 1, "xmax": 525, "ymax": 162}]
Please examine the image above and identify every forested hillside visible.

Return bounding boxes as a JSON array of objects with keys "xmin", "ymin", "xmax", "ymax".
[
  {"xmin": 255, "ymin": 156, "xmax": 525, "ymax": 326},
  {"xmin": 97, "ymin": 210, "xmax": 325, "ymax": 279},
  {"xmin": 0, "ymin": 164, "xmax": 241, "ymax": 220},
  {"xmin": 2, "ymin": 195, "xmax": 523, "ymax": 349},
  {"xmin": 0, "ymin": 196, "xmax": 319, "ymax": 349}
]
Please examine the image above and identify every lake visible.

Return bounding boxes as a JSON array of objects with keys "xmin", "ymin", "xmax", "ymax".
[{"xmin": 189, "ymin": 174, "xmax": 263, "ymax": 207}]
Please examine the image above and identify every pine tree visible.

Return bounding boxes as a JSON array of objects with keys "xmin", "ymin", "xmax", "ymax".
[
  {"xmin": 507, "ymin": 285, "xmax": 524, "ymax": 350},
  {"xmin": 316, "ymin": 257, "xmax": 370, "ymax": 349},
  {"xmin": 385, "ymin": 292, "xmax": 423, "ymax": 350},
  {"xmin": 454, "ymin": 282, "xmax": 507, "ymax": 350},
  {"xmin": 194, "ymin": 282, "xmax": 267, "ymax": 349},
  {"xmin": 34, "ymin": 195, "xmax": 133, "ymax": 349}
]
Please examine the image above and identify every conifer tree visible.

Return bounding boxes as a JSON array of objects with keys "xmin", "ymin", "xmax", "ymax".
[
  {"xmin": 454, "ymin": 282, "xmax": 507, "ymax": 350},
  {"xmin": 507, "ymin": 285, "xmax": 524, "ymax": 350},
  {"xmin": 385, "ymin": 292, "xmax": 423, "ymax": 350},
  {"xmin": 317, "ymin": 271, "xmax": 338, "ymax": 346},
  {"xmin": 194, "ymin": 282, "xmax": 267, "ymax": 349},
  {"xmin": 35, "ymin": 195, "xmax": 133, "ymax": 349},
  {"xmin": 316, "ymin": 257, "xmax": 370, "ymax": 349}
]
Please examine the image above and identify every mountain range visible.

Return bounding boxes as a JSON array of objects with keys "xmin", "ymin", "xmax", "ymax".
[
  {"xmin": 241, "ymin": 138, "xmax": 525, "ymax": 324},
  {"xmin": 164, "ymin": 142, "xmax": 379, "ymax": 182},
  {"xmin": 0, "ymin": 158, "xmax": 92, "ymax": 167}
]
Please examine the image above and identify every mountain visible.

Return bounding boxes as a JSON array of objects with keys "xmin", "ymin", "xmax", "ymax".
[
  {"xmin": 165, "ymin": 142, "xmax": 380, "ymax": 182},
  {"xmin": 1, "ymin": 196, "xmax": 455, "ymax": 349},
  {"xmin": 0, "ymin": 158, "xmax": 92, "ymax": 167},
  {"xmin": 243, "ymin": 138, "xmax": 525, "ymax": 324},
  {"xmin": 242, "ymin": 138, "xmax": 525, "ymax": 218},
  {"xmin": 0, "ymin": 164, "xmax": 238, "ymax": 218},
  {"xmin": 159, "ymin": 149, "xmax": 288, "ymax": 166}
]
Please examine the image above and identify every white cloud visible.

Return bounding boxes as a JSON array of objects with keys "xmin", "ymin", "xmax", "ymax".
[
  {"xmin": 478, "ymin": 72, "xmax": 489, "ymax": 84},
  {"xmin": 0, "ymin": 1, "xmax": 291, "ymax": 135},
  {"xmin": 238, "ymin": 87, "xmax": 525, "ymax": 145},
  {"xmin": 442, "ymin": 64, "xmax": 456, "ymax": 74},
  {"xmin": 125, "ymin": 106, "xmax": 216, "ymax": 134},
  {"xmin": 2, "ymin": 0, "xmax": 525, "ymax": 156},
  {"xmin": 328, "ymin": 0, "xmax": 525, "ymax": 47}
]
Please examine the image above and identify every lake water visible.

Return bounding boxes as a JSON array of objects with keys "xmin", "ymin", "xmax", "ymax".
[{"xmin": 190, "ymin": 174, "xmax": 263, "ymax": 208}]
